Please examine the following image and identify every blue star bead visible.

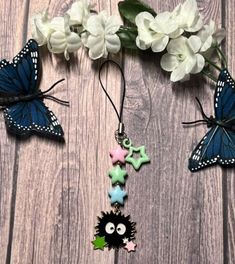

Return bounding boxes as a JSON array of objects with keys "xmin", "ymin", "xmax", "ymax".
[{"xmin": 108, "ymin": 185, "xmax": 127, "ymax": 205}]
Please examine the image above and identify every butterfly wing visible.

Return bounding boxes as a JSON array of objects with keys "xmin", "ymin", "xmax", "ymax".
[
  {"xmin": 214, "ymin": 69, "xmax": 235, "ymax": 122},
  {"xmin": 4, "ymin": 99, "xmax": 64, "ymax": 140},
  {"xmin": 189, "ymin": 69, "xmax": 235, "ymax": 172},
  {"xmin": 0, "ymin": 39, "xmax": 39, "ymax": 97},
  {"xmin": 189, "ymin": 126, "xmax": 221, "ymax": 171}
]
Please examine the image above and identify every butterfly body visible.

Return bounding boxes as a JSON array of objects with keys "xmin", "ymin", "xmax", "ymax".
[
  {"xmin": 0, "ymin": 92, "xmax": 42, "ymax": 106},
  {"xmin": 0, "ymin": 39, "xmax": 65, "ymax": 140},
  {"xmin": 188, "ymin": 69, "xmax": 235, "ymax": 172}
]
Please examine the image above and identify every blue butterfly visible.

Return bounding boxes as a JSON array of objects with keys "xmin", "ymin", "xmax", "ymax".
[
  {"xmin": 184, "ymin": 69, "xmax": 235, "ymax": 172},
  {"xmin": 0, "ymin": 39, "xmax": 68, "ymax": 140}
]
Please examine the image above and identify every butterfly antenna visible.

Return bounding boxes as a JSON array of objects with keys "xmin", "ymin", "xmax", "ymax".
[
  {"xmin": 43, "ymin": 95, "xmax": 69, "ymax": 106},
  {"xmin": 182, "ymin": 97, "xmax": 211, "ymax": 126},
  {"xmin": 195, "ymin": 97, "xmax": 210, "ymax": 121},
  {"xmin": 42, "ymin": 78, "xmax": 65, "ymax": 94},
  {"xmin": 41, "ymin": 78, "xmax": 69, "ymax": 106},
  {"xmin": 182, "ymin": 120, "xmax": 208, "ymax": 125}
]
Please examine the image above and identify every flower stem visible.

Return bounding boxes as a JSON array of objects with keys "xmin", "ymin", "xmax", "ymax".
[
  {"xmin": 204, "ymin": 57, "xmax": 222, "ymax": 72},
  {"xmin": 215, "ymin": 45, "xmax": 228, "ymax": 68},
  {"xmin": 202, "ymin": 70, "xmax": 217, "ymax": 83}
]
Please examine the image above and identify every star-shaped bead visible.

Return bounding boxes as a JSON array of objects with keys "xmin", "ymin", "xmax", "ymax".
[
  {"xmin": 109, "ymin": 145, "xmax": 129, "ymax": 164},
  {"xmin": 108, "ymin": 185, "xmax": 127, "ymax": 205},
  {"xmin": 124, "ymin": 241, "xmax": 137, "ymax": 252},
  {"xmin": 92, "ymin": 235, "xmax": 107, "ymax": 250},
  {"xmin": 108, "ymin": 165, "xmax": 127, "ymax": 185},
  {"xmin": 125, "ymin": 145, "xmax": 150, "ymax": 170}
]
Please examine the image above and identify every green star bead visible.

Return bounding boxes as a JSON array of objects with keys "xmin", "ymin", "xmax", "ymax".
[
  {"xmin": 125, "ymin": 145, "xmax": 150, "ymax": 170},
  {"xmin": 108, "ymin": 165, "xmax": 127, "ymax": 185},
  {"xmin": 92, "ymin": 235, "xmax": 107, "ymax": 250}
]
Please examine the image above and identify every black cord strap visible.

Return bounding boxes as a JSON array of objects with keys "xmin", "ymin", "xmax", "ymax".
[{"xmin": 99, "ymin": 60, "xmax": 126, "ymax": 125}]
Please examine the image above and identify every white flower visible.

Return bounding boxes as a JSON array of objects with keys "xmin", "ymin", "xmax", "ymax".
[
  {"xmin": 48, "ymin": 15, "xmax": 81, "ymax": 60},
  {"xmin": 172, "ymin": 0, "xmax": 203, "ymax": 32},
  {"xmin": 197, "ymin": 20, "xmax": 226, "ymax": 52},
  {"xmin": 84, "ymin": 11, "xmax": 122, "ymax": 60},
  {"xmin": 66, "ymin": 0, "xmax": 91, "ymax": 26},
  {"xmin": 135, "ymin": 11, "xmax": 181, "ymax": 52},
  {"xmin": 160, "ymin": 36, "xmax": 205, "ymax": 82},
  {"xmin": 32, "ymin": 10, "xmax": 52, "ymax": 46}
]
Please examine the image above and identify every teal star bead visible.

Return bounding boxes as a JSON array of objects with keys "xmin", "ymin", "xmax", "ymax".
[
  {"xmin": 125, "ymin": 145, "xmax": 150, "ymax": 170},
  {"xmin": 108, "ymin": 185, "xmax": 127, "ymax": 205},
  {"xmin": 108, "ymin": 165, "xmax": 127, "ymax": 185}
]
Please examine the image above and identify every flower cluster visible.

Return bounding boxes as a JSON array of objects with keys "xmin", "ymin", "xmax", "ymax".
[
  {"xmin": 32, "ymin": 0, "xmax": 122, "ymax": 60},
  {"xmin": 32, "ymin": 0, "xmax": 226, "ymax": 82},
  {"xmin": 135, "ymin": 0, "xmax": 225, "ymax": 81}
]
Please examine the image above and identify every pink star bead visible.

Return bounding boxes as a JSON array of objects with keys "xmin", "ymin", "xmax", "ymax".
[
  {"xmin": 124, "ymin": 241, "xmax": 137, "ymax": 252},
  {"xmin": 109, "ymin": 145, "xmax": 129, "ymax": 164}
]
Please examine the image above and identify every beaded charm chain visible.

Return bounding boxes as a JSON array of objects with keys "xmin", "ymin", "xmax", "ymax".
[{"xmin": 91, "ymin": 60, "xmax": 150, "ymax": 252}]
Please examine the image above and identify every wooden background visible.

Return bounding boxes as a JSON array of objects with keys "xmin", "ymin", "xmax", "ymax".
[{"xmin": 0, "ymin": 0, "xmax": 234, "ymax": 263}]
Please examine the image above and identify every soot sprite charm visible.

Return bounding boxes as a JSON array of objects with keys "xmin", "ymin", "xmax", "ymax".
[
  {"xmin": 92, "ymin": 211, "xmax": 136, "ymax": 251},
  {"xmin": 92, "ymin": 60, "xmax": 150, "ymax": 253}
]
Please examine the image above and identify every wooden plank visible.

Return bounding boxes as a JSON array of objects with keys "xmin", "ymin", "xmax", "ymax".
[
  {"xmin": 0, "ymin": 1, "xmax": 29, "ymax": 263},
  {"xmin": 222, "ymin": 0, "xmax": 235, "ymax": 263},
  {"xmin": 117, "ymin": 0, "xmax": 224, "ymax": 263},
  {"xmin": 9, "ymin": 0, "xmax": 121, "ymax": 263}
]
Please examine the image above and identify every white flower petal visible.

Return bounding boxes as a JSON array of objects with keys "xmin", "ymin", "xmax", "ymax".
[
  {"xmin": 106, "ymin": 15, "xmax": 121, "ymax": 34},
  {"xmin": 135, "ymin": 12, "xmax": 155, "ymax": 28},
  {"xmin": 85, "ymin": 15, "xmax": 104, "ymax": 35},
  {"xmin": 185, "ymin": 56, "xmax": 196, "ymax": 74},
  {"xmin": 188, "ymin": 35, "xmax": 201, "ymax": 53},
  {"xmin": 81, "ymin": 31, "xmax": 89, "ymax": 47},
  {"xmin": 64, "ymin": 49, "xmax": 70, "ymax": 60},
  {"xmin": 67, "ymin": 0, "xmax": 91, "ymax": 26},
  {"xmin": 31, "ymin": 11, "xmax": 51, "ymax": 45},
  {"xmin": 151, "ymin": 12, "xmax": 178, "ymax": 35},
  {"xmin": 137, "ymin": 28, "xmax": 158, "ymax": 45},
  {"xmin": 160, "ymin": 53, "xmax": 179, "ymax": 71},
  {"xmin": 200, "ymin": 36, "xmax": 213, "ymax": 52},
  {"xmin": 190, "ymin": 54, "xmax": 205, "ymax": 74},
  {"xmin": 170, "ymin": 59, "xmax": 189, "ymax": 82},
  {"xmin": 151, "ymin": 35, "xmax": 169, "ymax": 52},
  {"xmin": 186, "ymin": 14, "xmax": 203, "ymax": 32},
  {"xmin": 213, "ymin": 28, "xmax": 226, "ymax": 44},
  {"xmin": 50, "ymin": 16, "xmax": 65, "ymax": 32},
  {"xmin": 169, "ymin": 28, "xmax": 184, "ymax": 39},
  {"xmin": 48, "ymin": 31, "xmax": 67, "ymax": 53},
  {"xmin": 87, "ymin": 35, "xmax": 105, "ymax": 59},
  {"xmin": 136, "ymin": 36, "xmax": 151, "ymax": 50},
  {"xmin": 105, "ymin": 34, "xmax": 121, "ymax": 53},
  {"xmin": 172, "ymin": 0, "xmax": 203, "ymax": 32},
  {"xmin": 167, "ymin": 36, "xmax": 187, "ymax": 55},
  {"xmin": 67, "ymin": 32, "xmax": 82, "ymax": 52}
]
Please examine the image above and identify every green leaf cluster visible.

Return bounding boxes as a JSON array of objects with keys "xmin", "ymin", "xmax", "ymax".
[{"xmin": 118, "ymin": 0, "xmax": 156, "ymax": 24}]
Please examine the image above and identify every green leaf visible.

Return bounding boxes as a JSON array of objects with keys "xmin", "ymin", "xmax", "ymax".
[
  {"xmin": 118, "ymin": 0, "xmax": 156, "ymax": 24},
  {"xmin": 117, "ymin": 27, "xmax": 138, "ymax": 49}
]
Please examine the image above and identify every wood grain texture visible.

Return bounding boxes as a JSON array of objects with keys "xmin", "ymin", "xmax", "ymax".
[
  {"xmin": 0, "ymin": 0, "xmax": 30, "ymax": 263},
  {"xmin": 223, "ymin": 0, "xmax": 235, "ymax": 263}
]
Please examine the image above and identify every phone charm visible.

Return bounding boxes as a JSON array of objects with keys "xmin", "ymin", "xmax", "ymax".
[{"xmin": 92, "ymin": 60, "xmax": 150, "ymax": 252}]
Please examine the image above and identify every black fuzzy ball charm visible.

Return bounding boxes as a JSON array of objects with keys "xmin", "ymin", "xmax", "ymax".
[{"xmin": 92, "ymin": 211, "xmax": 136, "ymax": 251}]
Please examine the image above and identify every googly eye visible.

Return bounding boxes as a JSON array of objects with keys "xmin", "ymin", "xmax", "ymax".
[
  {"xmin": 105, "ymin": 222, "xmax": 115, "ymax": 234},
  {"xmin": 116, "ymin": 223, "xmax": 126, "ymax": 235}
]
